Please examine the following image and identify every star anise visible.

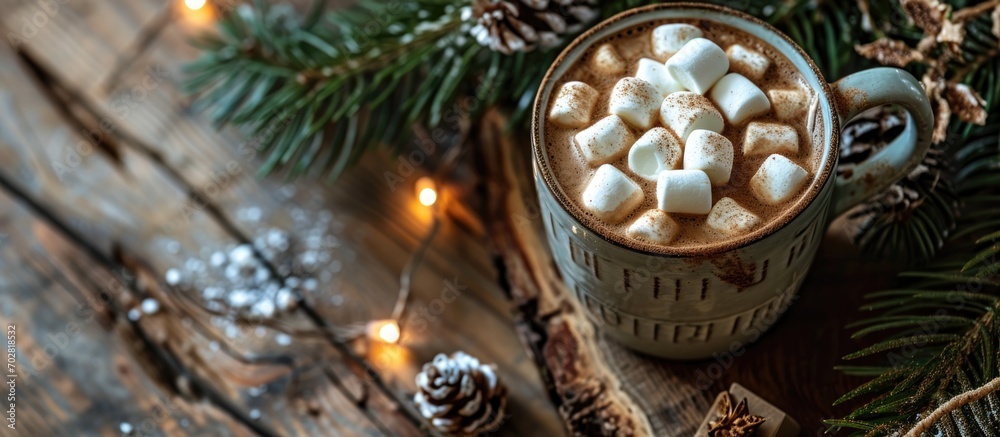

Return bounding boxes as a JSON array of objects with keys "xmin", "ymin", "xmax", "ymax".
[{"xmin": 707, "ymin": 393, "xmax": 766, "ymax": 437}]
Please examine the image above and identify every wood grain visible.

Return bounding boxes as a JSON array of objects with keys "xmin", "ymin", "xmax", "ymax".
[
  {"xmin": 0, "ymin": 1, "xmax": 561, "ymax": 434},
  {"xmin": 0, "ymin": 189, "xmax": 259, "ymax": 437},
  {"xmin": 0, "ymin": 39, "xmax": 410, "ymax": 436}
]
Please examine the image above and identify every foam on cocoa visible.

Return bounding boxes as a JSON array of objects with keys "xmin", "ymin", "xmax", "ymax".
[{"xmin": 544, "ymin": 19, "xmax": 823, "ymax": 249}]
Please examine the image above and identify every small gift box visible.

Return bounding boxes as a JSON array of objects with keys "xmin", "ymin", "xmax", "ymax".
[{"xmin": 695, "ymin": 383, "xmax": 800, "ymax": 437}]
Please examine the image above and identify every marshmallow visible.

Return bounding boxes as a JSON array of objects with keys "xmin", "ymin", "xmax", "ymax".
[
  {"xmin": 768, "ymin": 88, "xmax": 810, "ymax": 120},
  {"xmin": 707, "ymin": 197, "xmax": 761, "ymax": 235},
  {"xmin": 627, "ymin": 210, "xmax": 680, "ymax": 245},
  {"xmin": 683, "ymin": 130, "xmax": 733, "ymax": 186},
  {"xmin": 750, "ymin": 154, "xmax": 810, "ymax": 205},
  {"xmin": 665, "ymin": 38, "xmax": 729, "ymax": 95},
  {"xmin": 725, "ymin": 44, "xmax": 770, "ymax": 81},
  {"xmin": 660, "ymin": 92, "xmax": 724, "ymax": 142},
  {"xmin": 708, "ymin": 73, "xmax": 771, "ymax": 125},
  {"xmin": 592, "ymin": 44, "xmax": 626, "ymax": 75},
  {"xmin": 651, "ymin": 24, "xmax": 703, "ymax": 60},
  {"xmin": 574, "ymin": 115, "xmax": 634, "ymax": 166},
  {"xmin": 743, "ymin": 122, "xmax": 799, "ymax": 156},
  {"xmin": 609, "ymin": 77, "xmax": 662, "ymax": 130},
  {"xmin": 657, "ymin": 170, "xmax": 712, "ymax": 215},
  {"xmin": 549, "ymin": 81, "xmax": 599, "ymax": 128},
  {"xmin": 582, "ymin": 164, "xmax": 644, "ymax": 223},
  {"xmin": 635, "ymin": 58, "xmax": 685, "ymax": 98},
  {"xmin": 628, "ymin": 127, "xmax": 682, "ymax": 180}
]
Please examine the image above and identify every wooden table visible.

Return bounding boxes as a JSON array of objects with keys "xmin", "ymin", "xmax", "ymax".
[{"xmin": 0, "ymin": 1, "xmax": 895, "ymax": 435}]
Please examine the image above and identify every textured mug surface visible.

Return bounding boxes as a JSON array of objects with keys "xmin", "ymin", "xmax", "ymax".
[{"xmin": 531, "ymin": 4, "xmax": 933, "ymax": 359}]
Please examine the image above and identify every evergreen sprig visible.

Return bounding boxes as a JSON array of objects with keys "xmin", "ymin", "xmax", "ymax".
[
  {"xmin": 825, "ymin": 4, "xmax": 1000, "ymax": 430},
  {"xmin": 184, "ymin": 0, "xmax": 558, "ymax": 180},
  {"xmin": 827, "ymin": 117, "xmax": 1000, "ymax": 435},
  {"xmin": 834, "ymin": 0, "xmax": 1000, "ymax": 265},
  {"xmin": 183, "ymin": 0, "xmax": 866, "ymax": 181}
]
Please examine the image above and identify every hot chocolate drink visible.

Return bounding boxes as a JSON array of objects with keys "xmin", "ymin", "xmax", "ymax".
[{"xmin": 544, "ymin": 19, "xmax": 822, "ymax": 250}]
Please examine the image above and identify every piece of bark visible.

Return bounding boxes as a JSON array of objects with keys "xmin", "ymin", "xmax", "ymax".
[{"xmin": 480, "ymin": 109, "xmax": 653, "ymax": 437}]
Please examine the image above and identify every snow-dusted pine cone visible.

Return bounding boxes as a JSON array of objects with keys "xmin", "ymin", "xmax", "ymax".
[
  {"xmin": 414, "ymin": 352, "xmax": 507, "ymax": 436},
  {"xmin": 839, "ymin": 107, "xmax": 950, "ymax": 221},
  {"xmin": 466, "ymin": 0, "xmax": 598, "ymax": 54}
]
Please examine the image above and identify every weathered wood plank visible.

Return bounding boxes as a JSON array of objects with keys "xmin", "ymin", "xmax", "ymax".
[
  {"xmin": 0, "ymin": 1, "xmax": 562, "ymax": 435},
  {"xmin": 0, "ymin": 43, "xmax": 409, "ymax": 436},
  {"xmin": 0, "ymin": 190, "xmax": 258, "ymax": 437},
  {"xmin": 1, "ymin": 0, "xmax": 165, "ymax": 96}
]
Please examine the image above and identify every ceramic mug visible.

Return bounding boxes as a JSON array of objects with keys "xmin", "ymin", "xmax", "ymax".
[{"xmin": 531, "ymin": 3, "xmax": 933, "ymax": 359}]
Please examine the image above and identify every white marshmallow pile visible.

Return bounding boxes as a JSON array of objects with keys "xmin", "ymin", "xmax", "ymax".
[
  {"xmin": 574, "ymin": 115, "xmax": 634, "ymax": 165},
  {"xmin": 628, "ymin": 127, "xmax": 682, "ymax": 180},
  {"xmin": 636, "ymin": 58, "xmax": 685, "ymax": 98},
  {"xmin": 547, "ymin": 22, "xmax": 814, "ymax": 244},
  {"xmin": 550, "ymin": 81, "xmax": 599, "ymax": 128},
  {"xmin": 657, "ymin": 170, "xmax": 712, "ymax": 215},
  {"xmin": 743, "ymin": 122, "xmax": 798, "ymax": 156},
  {"xmin": 582, "ymin": 164, "xmax": 644, "ymax": 222},
  {"xmin": 610, "ymin": 77, "xmax": 662, "ymax": 129},
  {"xmin": 683, "ymin": 130, "xmax": 733, "ymax": 186},
  {"xmin": 666, "ymin": 38, "xmax": 729, "ymax": 95},
  {"xmin": 750, "ymin": 154, "xmax": 809, "ymax": 205},
  {"xmin": 725, "ymin": 44, "xmax": 770, "ymax": 81},
  {"xmin": 660, "ymin": 92, "xmax": 723, "ymax": 141},
  {"xmin": 651, "ymin": 24, "xmax": 702, "ymax": 60},
  {"xmin": 592, "ymin": 44, "xmax": 626, "ymax": 74},
  {"xmin": 627, "ymin": 210, "xmax": 680, "ymax": 245},
  {"xmin": 707, "ymin": 197, "xmax": 761, "ymax": 235},
  {"xmin": 709, "ymin": 73, "xmax": 770, "ymax": 125}
]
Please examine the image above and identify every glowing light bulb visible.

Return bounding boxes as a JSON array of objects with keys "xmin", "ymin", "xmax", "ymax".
[
  {"xmin": 366, "ymin": 320, "xmax": 400, "ymax": 343},
  {"xmin": 378, "ymin": 322, "xmax": 400, "ymax": 343},
  {"xmin": 416, "ymin": 177, "xmax": 437, "ymax": 206},
  {"xmin": 185, "ymin": 0, "xmax": 206, "ymax": 10}
]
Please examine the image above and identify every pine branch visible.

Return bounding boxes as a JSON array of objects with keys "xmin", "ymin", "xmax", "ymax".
[
  {"xmin": 185, "ymin": 0, "xmax": 865, "ymax": 180},
  {"xmin": 184, "ymin": 0, "xmax": 502, "ymax": 180},
  {"xmin": 829, "ymin": 117, "xmax": 1000, "ymax": 435},
  {"xmin": 904, "ymin": 376, "xmax": 1000, "ymax": 437},
  {"xmin": 840, "ymin": 0, "xmax": 1000, "ymax": 265}
]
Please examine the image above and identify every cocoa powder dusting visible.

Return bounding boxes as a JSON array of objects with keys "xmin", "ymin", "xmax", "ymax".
[
  {"xmin": 711, "ymin": 253, "xmax": 757, "ymax": 289},
  {"xmin": 544, "ymin": 18, "xmax": 823, "ymax": 251}
]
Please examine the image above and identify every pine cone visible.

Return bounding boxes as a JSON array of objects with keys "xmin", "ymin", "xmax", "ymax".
[
  {"xmin": 839, "ymin": 106, "xmax": 957, "ymax": 249},
  {"xmin": 414, "ymin": 352, "xmax": 507, "ymax": 436},
  {"xmin": 838, "ymin": 108, "xmax": 959, "ymax": 263},
  {"xmin": 466, "ymin": 0, "xmax": 598, "ymax": 54}
]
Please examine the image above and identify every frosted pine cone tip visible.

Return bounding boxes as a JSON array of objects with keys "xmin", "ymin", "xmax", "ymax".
[{"xmin": 414, "ymin": 351, "xmax": 507, "ymax": 436}]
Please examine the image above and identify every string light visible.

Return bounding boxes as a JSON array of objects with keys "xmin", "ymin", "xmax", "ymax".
[
  {"xmin": 378, "ymin": 322, "xmax": 400, "ymax": 343},
  {"xmin": 365, "ymin": 146, "xmax": 461, "ymax": 345},
  {"xmin": 416, "ymin": 177, "xmax": 437, "ymax": 206},
  {"xmin": 185, "ymin": 0, "xmax": 206, "ymax": 10},
  {"xmin": 366, "ymin": 320, "xmax": 401, "ymax": 344}
]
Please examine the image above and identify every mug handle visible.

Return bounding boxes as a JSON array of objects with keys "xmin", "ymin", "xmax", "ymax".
[{"xmin": 828, "ymin": 67, "xmax": 934, "ymax": 218}]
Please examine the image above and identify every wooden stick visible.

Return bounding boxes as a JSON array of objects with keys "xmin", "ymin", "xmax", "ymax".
[{"xmin": 904, "ymin": 376, "xmax": 1000, "ymax": 437}]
